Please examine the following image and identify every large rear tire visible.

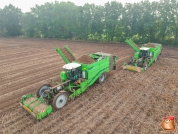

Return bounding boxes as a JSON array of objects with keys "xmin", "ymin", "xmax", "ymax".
[
  {"xmin": 37, "ymin": 84, "xmax": 51, "ymax": 98},
  {"xmin": 52, "ymin": 92, "xmax": 68, "ymax": 109},
  {"xmin": 97, "ymin": 73, "xmax": 106, "ymax": 84}
]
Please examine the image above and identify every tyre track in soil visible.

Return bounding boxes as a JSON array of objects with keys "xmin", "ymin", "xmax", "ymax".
[
  {"xmin": 1, "ymin": 102, "xmax": 25, "ymax": 116},
  {"xmin": 2, "ymin": 109, "xmax": 27, "ymax": 127},
  {"xmin": 11, "ymin": 70, "xmax": 129, "ymax": 132},
  {"xmin": 0, "ymin": 54, "xmax": 60, "ymax": 73},
  {"xmin": 117, "ymin": 69, "xmax": 165, "ymax": 133},
  {"xmin": 32, "ymin": 56, "xmax": 128, "ymax": 133},
  {"xmin": 0, "ymin": 56, "xmax": 60, "ymax": 75},
  {"xmin": 32, "ymin": 96, "xmax": 111, "ymax": 133},
  {"xmin": 0, "ymin": 49, "xmax": 85, "ymax": 74},
  {"xmin": 0, "ymin": 65, "xmax": 60, "ymax": 95},
  {"xmin": 0, "ymin": 72, "xmax": 59, "ymax": 101},
  {"xmin": 90, "ymin": 70, "xmax": 153, "ymax": 134},
  {"xmin": 0, "ymin": 47, "xmax": 50, "ymax": 59},
  {"xmin": 0, "ymin": 55, "xmax": 63, "ymax": 76},
  {"xmin": 109, "ymin": 91, "xmax": 152, "ymax": 133},
  {"xmin": 0, "ymin": 51, "xmax": 56, "ymax": 66},
  {"xmin": 46, "ymin": 82, "xmax": 130, "ymax": 134},
  {"xmin": 0, "ymin": 45, "xmax": 45, "ymax": 52},
  {"xmin": 3, "ymin": 114, "xmax": 34, "ymax": 134},
  {"xmin": 80, "ymin": 77, "xmax": 151, "ymax": 133},
  {"xmin": 96, "ymin": 92, "xmax": 152, "ymax": 134},
  {"xmin": 94, "ymin": 98, "xmax": 141, "ymax": 134},
  {"xmin": 2, "ymin": 82, "xmax": 118, "ymax": 134},
  {"xmin": 161, "ymin": 49, "xmax": 178, "ymax": 59},
  {"xmin": 161, "ymin": 49, "xmax": 169, "ymax": 58},
  {"xmin": 33, "ymin": 83, "xmax": 119, "ymax": 131},
  {"xmin": 71, "ymin": 90, "xmax": 140, "ymax": 134},
  {"xmin": 0, "ymin": 65, "xmax": 59, "ymax": 111},
  {"xmin": 50, "ymin": 73, "xmax": 138, "ymax": 133},
  {"xmin": 0, "ymin": 61, "xmax": 61, "ymax": 85},
  {"xmin": 0, "ymin": 75, "xmax": 59, "ymax": 115}
]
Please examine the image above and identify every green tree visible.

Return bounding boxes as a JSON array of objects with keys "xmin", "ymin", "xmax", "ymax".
[
  {"xmin": 122, "ymin": 3, "xmax": 141, "ymax": 39},
  {"xmin": 137, "ymin": 1, "xmax": 157, "ymax": 42},
  {"xmin": 156, "ymin": 0, "xmax": 171, "ymax": 44},
  {"xmin": 31, "ymin": 1, "xmax": 80, "ymax": 38},
  {"xmin": 21, "ymin": 12, "xmax": 38, "ymax": 37},
  {"xmin": 0, "ymin": 9, "xmax": 5, "ymax": 35},
  {"xmin": 104, "ymin": 1, "xmax": 123, "ymax": 41},
  {"xmin": 77, "ymin": 4, "xmax": 93, "ymax": 40},
  {"xmin": 166, "ymin": 0, "xmax": 178, "ymax": 45},
  {"xmin": 3, "ymin": 4, "xmax": 22, "ymax": 36}
]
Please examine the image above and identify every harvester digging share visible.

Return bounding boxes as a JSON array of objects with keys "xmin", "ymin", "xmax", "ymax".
[
  {"xmin": 20, "ymin": 46, "xmax": 117, "ymax": 120},
  {"xmin": 123, "ymin": 39, "xmax": 162, "ymax": 72}
]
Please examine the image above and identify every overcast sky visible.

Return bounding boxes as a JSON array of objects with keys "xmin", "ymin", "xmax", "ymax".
[{"xmin": 0, "ymin": 0, "xmax": 159, "ymax": 13}]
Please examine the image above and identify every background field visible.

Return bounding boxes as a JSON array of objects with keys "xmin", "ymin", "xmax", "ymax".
[{"xmin": 0, "ymin": 38, "xmax": 178, "ymax": 134}]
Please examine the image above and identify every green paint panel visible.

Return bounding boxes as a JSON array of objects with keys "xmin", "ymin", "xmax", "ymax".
[{"xmin": 60, "ymin": 71, "xmax": 67, "ymax": 81}]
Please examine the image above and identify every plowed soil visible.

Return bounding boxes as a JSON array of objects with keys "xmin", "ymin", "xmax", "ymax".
[{"xmin": 1, "ymin": 37, "xmax": 178, "ymax": 134}]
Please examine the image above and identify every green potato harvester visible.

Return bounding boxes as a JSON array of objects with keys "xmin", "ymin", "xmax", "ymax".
[
  {"xmin": 20, "ymin": 46, "xmax": 117, "ymax": 120},
  {"xmin": 123, "ymin": 39, "xmax": 162, "ymax": 72}
]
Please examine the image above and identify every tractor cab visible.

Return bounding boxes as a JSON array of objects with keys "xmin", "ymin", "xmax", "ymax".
[
  {"xmin": 62, "ymin": 63, "xmax": 81, "ymax": 81},
  {"xmin": 139, "ymin": 47, "xmax": 150, "ymax": 58}
]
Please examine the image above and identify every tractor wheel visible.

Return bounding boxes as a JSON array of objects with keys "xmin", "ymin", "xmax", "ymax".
[
  {"xmin": 52, "ymin": 92, "xmax": 68, "ymax": 109},
  {"xmin": 97, "ymin": 73, "xmax": 106, "ymax": 84},
  {"xmin": 37, "ymin": 84, "xmax": 51, "ymax": 98},
  {"xmin": 143, "ymin": 63, "xmax": 148, "ymax": 70}
]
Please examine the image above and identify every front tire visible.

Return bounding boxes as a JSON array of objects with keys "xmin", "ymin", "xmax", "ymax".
[
  {"xmin": 37, "ymin": 84, "xmax": 51, "ymax": 98},
  {"xmin": 52, "ymin": 92, "xmax": 68, "ymax": 109},
  {"xmin": 97, "ymin": 73, "xmax": 106, "ymax": 84}
]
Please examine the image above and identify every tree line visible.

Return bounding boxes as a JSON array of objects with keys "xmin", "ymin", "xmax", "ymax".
[{"xmin": 0, "ymin": 0, "xmax": 178, "ymax": 45}]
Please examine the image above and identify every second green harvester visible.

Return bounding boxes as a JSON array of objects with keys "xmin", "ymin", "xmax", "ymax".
[
  {"xmin": 20, "ymin": 46, "xmax": 117, "ymax": 120},
  {"xmin": 123, "ymin": 39, "xmax": 162, "ymax": 72}
]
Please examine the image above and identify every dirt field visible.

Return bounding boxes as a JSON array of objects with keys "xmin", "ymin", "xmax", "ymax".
[{"xmin": 0, "ymin": 38, "xmax": 178, "ymax": 134}]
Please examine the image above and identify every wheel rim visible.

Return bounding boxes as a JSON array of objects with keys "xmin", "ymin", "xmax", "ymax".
[
  {"xmin": 55, "ymin": 94, "xmax": 67, "ymax": 108},
  {"xmin": 39, "ymin": 85, "xmax": 50, "ymax": 98},
  {"xmin": 100, "ymin": 74, "xmax": 105, "ymax": 82}
]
